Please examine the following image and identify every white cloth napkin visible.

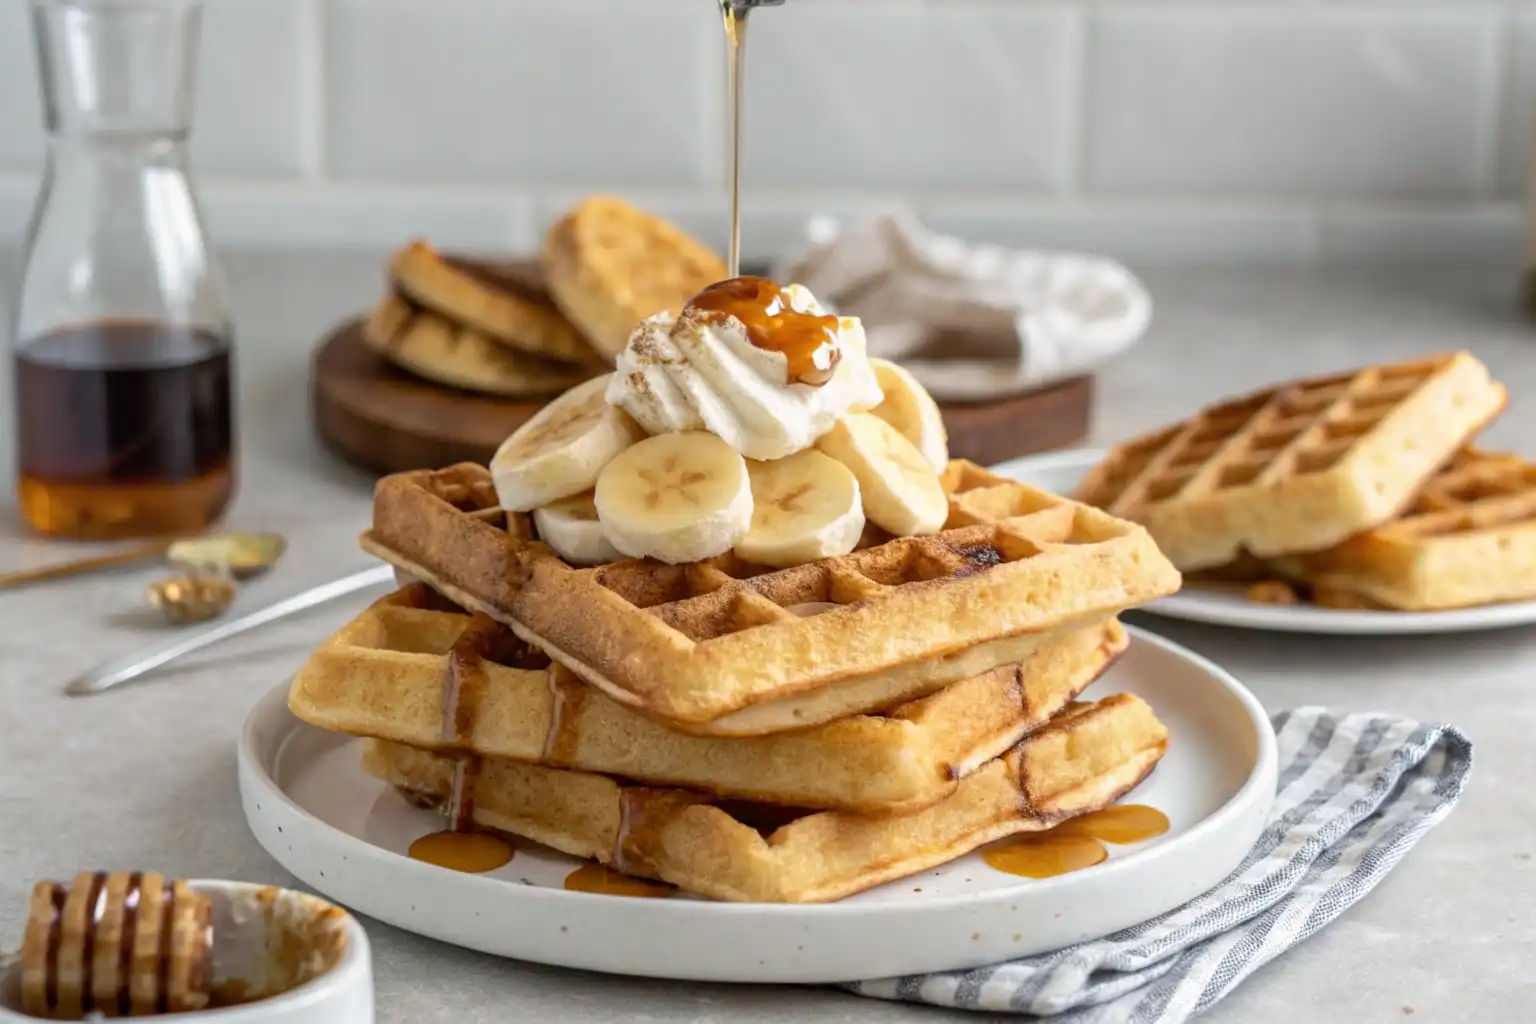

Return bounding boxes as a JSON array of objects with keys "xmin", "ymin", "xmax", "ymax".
[
  {"xmin": 772, "ymin": 209, "xmax": 1152, "ymax": 403},
  {"xmin": 845, "ymin": 707, "xmax": 1472, "ymax": 1021}
]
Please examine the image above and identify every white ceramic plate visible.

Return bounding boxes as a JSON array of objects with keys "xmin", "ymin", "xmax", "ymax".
[
  {"xmin": 995, "ymin": 449, "xmax": 1536, "ymax": 636},
  {"xmin": 238, "ymin": 628, "xmax": 1275, "ymax": 984}
]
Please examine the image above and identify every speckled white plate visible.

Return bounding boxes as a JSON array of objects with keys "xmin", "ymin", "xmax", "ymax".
[
  {"xmin": 995, "ymin": 449, "xmax": 1536, "ymax": 636},
  {"xmin": 237, "ymin": 628, "xmax": 1274, "ymax": 984}
]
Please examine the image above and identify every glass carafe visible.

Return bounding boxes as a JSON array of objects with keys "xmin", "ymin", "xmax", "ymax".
[{"xmin": 11, "ymin": 0, "xmax": 235, "ymax": 540}]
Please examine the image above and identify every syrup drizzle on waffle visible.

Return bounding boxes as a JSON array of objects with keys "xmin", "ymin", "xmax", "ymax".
[{"xmin": 407, "ymin": 612, "xmax": 515, "ymax": 873}]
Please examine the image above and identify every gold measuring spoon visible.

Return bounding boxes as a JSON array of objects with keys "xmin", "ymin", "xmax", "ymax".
[
  {"xmin": 146, "ymin": 574, "xmax": 239, "ymax": 625},
  {"xmin": 163, "ymin": 532, "xmax": 287, "ymax": 580},
  {"xmin": 144, "ymin": 533, "xmax": 288, "ymax": 624},
  {"xmin": 0, "ymin": 531, "xmax": 288, "ymax": 591}
]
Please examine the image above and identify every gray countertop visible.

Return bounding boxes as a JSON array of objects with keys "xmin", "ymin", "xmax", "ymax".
[{"xmin": 1, "ymin": 254, "xmax": 1533, "ymax": 1023}]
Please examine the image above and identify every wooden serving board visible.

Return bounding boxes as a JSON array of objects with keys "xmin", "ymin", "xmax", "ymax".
[{"xmin": 312, "ymin": 318, "xmax": 1092, "ymax": 476}]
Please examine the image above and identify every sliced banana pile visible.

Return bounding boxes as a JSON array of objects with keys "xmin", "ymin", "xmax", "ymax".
[{"xmin": 489, "ymin": 358, "xmax": 951, "ymax": 567}]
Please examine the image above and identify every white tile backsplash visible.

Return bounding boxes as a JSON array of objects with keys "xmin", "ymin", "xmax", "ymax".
[
  {"xmin": 0, "ymin": 3, "xmax": 44, "ymax": 169},
  {"xmin": 1317, "ymin": 203, "xmax": 1522, "ymax": 269},
  {"xmin": 193, "ymin": 0, "xmax": 312, "ymax": 177},
  {"xmin": 1501, "ymin": 12, "xmax": 1536, "ymax": 198},
  {"xmin": 0, "ymin": 0, "xmax": 310, "ymax": 176},
  {"xmin": 921, "ymin": 201, "xmax": 1319, "ymax": 271},
  {"xmin": 326, "ymin": 0, "xmax": 715, "ymax": 186},
  {"xmin": 1089, "ymin": 8, "xmax": 1499, "ymax": 198},
  {"xmin": 1, "ymin": 0, "xmax": 1535, "ymax": 268},
  {"xmin": 202, "ymin": 183, "xmax": 528, "ymax": 253},
  {"xmin": 740, "ymin": 5, "xmax": 1078, "ymax": 190}
]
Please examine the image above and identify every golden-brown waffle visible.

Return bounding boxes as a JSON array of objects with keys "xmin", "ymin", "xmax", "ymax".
[
  {"xmin": 541, "ymin": 196, "xmax": 727, "ymax": 359},
  {"xmin": 388, "ymin": 241, "xmax": 597, "ymax": 365},
  {"xmin": 1075, "ymin": 352, "xmax": 1506, "ymax": 572},
  {"xmin": 287, "ymin": 585, "xmax": 1127, "ymax": 814},
  {"xmin": 364, "ymin": 693, "xmax": 1168, "ymax": 903},
  {"xmin": 1261, "ymin": 448, "xmax": 1536, "ymax": 610},
  {"xmin": 362, "ymin": 294, "xmax": 595, "ymax": 398},
  {"xmin": 359, "ymin": 461, "xmax": 1180, "ymax": 735}
]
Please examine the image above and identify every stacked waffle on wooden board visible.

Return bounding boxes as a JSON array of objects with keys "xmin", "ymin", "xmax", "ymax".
[
  {"xmin": 289, "ymin": 276, "xmax": 1185, "ymax": 902},
  {"xmin": 1075, "ymin": 351, "xmax": 1536, "ymax": 612},
  {"xmin": 361, "ymin": 196, "xmax": 726, "ymax": 397}
]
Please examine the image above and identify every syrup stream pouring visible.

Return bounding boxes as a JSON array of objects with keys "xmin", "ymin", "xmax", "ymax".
[
  {"xmin": 720, "ymin": 0, "xmax": 787, "ymax": 277},
  {"xmin": 63, "ymin": 565, "xmax": 395, "ymax": 697}
]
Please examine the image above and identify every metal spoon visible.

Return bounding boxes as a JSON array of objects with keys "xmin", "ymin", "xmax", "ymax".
[{"xmin": 66, "ymin": 565, "xmax": 396, "ymax": 697}]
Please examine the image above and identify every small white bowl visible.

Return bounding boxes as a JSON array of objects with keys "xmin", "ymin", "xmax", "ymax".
[{"xmin": 0, "ymin": 880, "xmax": 373, "ymax": 1023}]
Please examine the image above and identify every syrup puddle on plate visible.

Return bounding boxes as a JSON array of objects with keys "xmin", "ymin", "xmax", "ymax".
[
  {"xmin": 983, "ymin": 805, "xmax": 1169, "ymax": 880},
  {"xmin": 407, "ymin": 830, "xmax": 515, "ymax": 874},
  {"xmin": 563, "ymin": 862, "xmax": 674, "ymax": 898}
]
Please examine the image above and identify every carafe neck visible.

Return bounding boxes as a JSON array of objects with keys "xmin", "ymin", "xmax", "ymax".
[{"xmin": 32, "ymin": 0, "xmax": 203, "ymax": 140}]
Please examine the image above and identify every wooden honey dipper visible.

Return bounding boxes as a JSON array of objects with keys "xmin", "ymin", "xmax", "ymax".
[{"xmin": 19, "ymin": 871, "xmax": 211, "ymax": 1019}]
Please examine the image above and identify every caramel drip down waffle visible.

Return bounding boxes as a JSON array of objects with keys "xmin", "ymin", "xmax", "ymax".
[
  {"xmin": 1264, "ymin": 448, "xmax": 1536, "ymax": 610},
  {"xmin": 359, "ymin": 461, "xmax": 1180, "ymax": 735},
  {"xmin": 288, "ymin": 585, "xmax": 1128, "ymax": 814},
  {"xmin": 1075, "ymin": 352, "xmax": 1506, "ymax": 572},
  {"xmin": 365, "ymin": 693, "xmax": 1169, "ymax": 903}
]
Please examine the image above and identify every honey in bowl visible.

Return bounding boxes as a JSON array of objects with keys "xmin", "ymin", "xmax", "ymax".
[
  {"xmin": 10, "ymin": 874, "xmax": 355, "ymax": 1019},
  {"xmin": 684, "ymin": 276, "xmax": 842, "ymax": 385}
]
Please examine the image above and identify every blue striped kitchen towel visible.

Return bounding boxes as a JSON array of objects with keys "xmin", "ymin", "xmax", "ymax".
[{"xmin": 846, "ymin": 707, "xmax": 1472, "ymax": 1021}]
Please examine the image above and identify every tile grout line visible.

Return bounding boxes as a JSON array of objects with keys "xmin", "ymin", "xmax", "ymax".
[
  {"xmin": 1067, "ymin": 5, "xmax": 1094, "ymax": 197},
  {"xmin": 1491, "ymin": 3, "xmax": 1524, "ymax": 201},
  {"xmin": 300, "ymin": 0, "xmax": 328, "ymax": 182}
]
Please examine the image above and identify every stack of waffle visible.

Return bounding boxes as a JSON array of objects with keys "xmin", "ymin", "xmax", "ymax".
[
  {"xmin": 1077, "ymin": 351, "xmax": 1535, "ymax": 611},
  {"xmin": 288, "ymin": 458, "xmax": 1182, "ymax": 903},
  {"xmin": 360, "ymin": 196, "xmax": 726, "ymax": 397}
]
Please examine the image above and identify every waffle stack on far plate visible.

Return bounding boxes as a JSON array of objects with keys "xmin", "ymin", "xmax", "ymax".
[
  {"xmin": 287, "ymin": 460, "xmax": 1182, "ymax": 903},
  {"xmin": 355, "ymin": 198, "xmax": 726, "ymax": 399},
  {"xmin": 361, "ymin": 243, "xmax": 603, "ymax": 399},
  {"xmin": 1075, "ymin": 351, "xmax": 1535, "ymax": 611}
]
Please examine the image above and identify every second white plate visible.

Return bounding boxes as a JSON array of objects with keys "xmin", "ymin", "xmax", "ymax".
[
  {"xmin": 994, "ymin": 449, "xmax": 1536, "ymax": 636},
  {"xmin": 238, "ymin": 628, "xmax": 1274, "ymax": 985}
]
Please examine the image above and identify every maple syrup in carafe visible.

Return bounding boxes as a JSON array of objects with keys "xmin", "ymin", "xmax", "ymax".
[
  {"xmin": 15, "ymin": 322, "xmax": 235, "ymax": 539},
  {"xmin": 686, "ymin": 276, "xmax": 842, "ymax": 385},
  {"xmin": 14, "ymin": 0, "xmax": 237, "ymax": 538}
]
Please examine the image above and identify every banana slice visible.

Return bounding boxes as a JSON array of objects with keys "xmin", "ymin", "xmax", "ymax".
[
  {"xmin": 735, "ymin": 450, "xmax": 865, "ymax": 568},
  {"xmin": 532, "ymin": 491, "xmax": 623, "ymax": 566},
  {"xmin": 491, "ymin": 374, "xmax": 647, "ymax": 512},
  {"xmin": 816, "ymin": 413, "xmax": 948, "ymax": 537},
  {"xmin": 868, "ymin": 358, "xmax": 949, "ymax": 474},
  {"xmin": 595, "ymin": 432, "xmax": 753, "ymax": 564}
]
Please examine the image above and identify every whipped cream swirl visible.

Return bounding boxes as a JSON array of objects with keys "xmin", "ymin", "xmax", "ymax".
[{"xmin": 606, "ymin": 284, "xmax": 883, "ymax": 461}]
